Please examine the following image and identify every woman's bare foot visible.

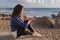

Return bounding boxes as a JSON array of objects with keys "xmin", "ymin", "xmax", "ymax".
[{"xmin": 32, "ymin": 32, "xmax": 42, "ymax": 37}]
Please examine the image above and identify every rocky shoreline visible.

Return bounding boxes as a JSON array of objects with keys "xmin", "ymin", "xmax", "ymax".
[{"xmin": 0, "ymin": 14, "xmax": 60, "ymax": 40}]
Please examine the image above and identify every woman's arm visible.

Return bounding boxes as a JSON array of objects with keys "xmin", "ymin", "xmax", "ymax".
[
  {"xmin": 28, "ymin": 17, "xmax": 35, "ymax": 24},
  {"xmin": 13, "ymin": 17, "xmax": 29, "ymax": 27},
  {"xmin": 13, "ymin": 17, "xmax": 34, "ymax": 27}
]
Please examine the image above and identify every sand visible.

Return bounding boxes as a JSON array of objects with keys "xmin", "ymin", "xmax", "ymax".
[{"xmin": 0, "ymin": 16, "xmax": 60, "ymax": 40}]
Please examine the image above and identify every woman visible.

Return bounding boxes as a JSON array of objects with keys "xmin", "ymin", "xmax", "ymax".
[{"xmin": 11, "ymin": 4, "xmax": 42, "ymax": 38}]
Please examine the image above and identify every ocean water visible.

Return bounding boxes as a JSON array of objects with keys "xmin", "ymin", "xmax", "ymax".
[{"xmin": 0, "ymin": 8, "xmax": 60, "ymax": 17}]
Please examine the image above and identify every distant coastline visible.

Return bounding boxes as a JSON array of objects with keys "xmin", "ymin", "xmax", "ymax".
[
  {"xmin": 0, "ymin": 8, "xmax": 60, "ymax": 12},
  {"xmin": 0, "ymin": 8, "xmax": 59, "ymax": 17}
]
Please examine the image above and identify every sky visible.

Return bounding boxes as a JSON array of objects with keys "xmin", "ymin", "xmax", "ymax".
[{"xmin": 0, "ymin": 0, "xmax": 60, "ymax": 8}]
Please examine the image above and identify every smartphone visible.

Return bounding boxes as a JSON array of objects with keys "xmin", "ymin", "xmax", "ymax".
[{"xmin": 34, "ymin": 16, "xmax": 36, "ymax": 19}]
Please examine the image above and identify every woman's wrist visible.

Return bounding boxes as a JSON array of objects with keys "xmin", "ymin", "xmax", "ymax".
[{"xmin": 28, "ymin": 19, "xmax": 32, "ymax": 24}]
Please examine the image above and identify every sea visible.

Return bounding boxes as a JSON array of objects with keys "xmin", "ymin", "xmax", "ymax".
[{"xmin": 0, "ymin": 8, "xmax": 60, "ymax": 17}]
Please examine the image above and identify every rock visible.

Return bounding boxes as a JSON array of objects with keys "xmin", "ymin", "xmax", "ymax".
[
  {"xmin": 16, "ymin": 35, "xmax": 49, "ymax": 40},
  {"xmin": 0, "ymin": 35, "xmax": 15, "ymax": 40},
  {"xmin": 0, "ymin": 32, "xmax": 15, "ymax": 40}
]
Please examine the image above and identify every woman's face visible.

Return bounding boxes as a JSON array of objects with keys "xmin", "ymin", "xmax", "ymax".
[{"xmin": 19, "ymin": 7, "xmax": 24, "ymax": 17}]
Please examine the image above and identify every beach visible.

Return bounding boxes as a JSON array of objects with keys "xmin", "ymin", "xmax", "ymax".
[{"xmin": 0, "ymin": 14, "xmax": 60, "ymax": 40}]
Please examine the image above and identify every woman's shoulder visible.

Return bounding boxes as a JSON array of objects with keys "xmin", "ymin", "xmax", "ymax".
[
  {"xmin": 11, "ymin": 15, "xmax": 21, "ymax": 21},
  {"xmin": 12, "ymin": 15, "xmax": 19, "ymax": 18}
]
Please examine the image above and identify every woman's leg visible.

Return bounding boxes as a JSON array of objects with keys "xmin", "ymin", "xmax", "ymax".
[
  {"xmin": 17, "ymin": 20, "xmax": 34, "ymax": 38},
  {"xmin": 27, "ymin": 24, "xmax": 34, "ymax": 33},
  {"xmin": 17, "ymin": 26, "xmax": 25, "ymax": 38},
  {"xmin": 24, "ymin": 20, "xmax": 34, "ymax": 33},
  {"xmin": 17, "ymin": 26, "xmax": 33, "ymax": 38},
  {"xmin": 27, "ymin": 24, "xmax": 42, "ymax": 37}
]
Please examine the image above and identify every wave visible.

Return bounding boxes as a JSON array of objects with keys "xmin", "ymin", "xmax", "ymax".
[{"xmin": 0, "ymin": 8, "xmax": 59, "ymax": 17}]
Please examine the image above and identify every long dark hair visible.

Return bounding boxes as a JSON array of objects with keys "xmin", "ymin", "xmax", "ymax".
[{"xmin": 11, "ymin": 4, "xmax": 23, "ymax": 17}]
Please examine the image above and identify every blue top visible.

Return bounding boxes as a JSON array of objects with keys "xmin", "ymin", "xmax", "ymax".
[{"xmin": 10, "ymin": 15, "xmax": 29, "ymax": 32}]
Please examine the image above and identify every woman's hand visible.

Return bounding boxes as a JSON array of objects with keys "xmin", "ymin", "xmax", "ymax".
[{"xmin": 28, "ymin": 17, "xmax": 35, "ymax": 24}]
